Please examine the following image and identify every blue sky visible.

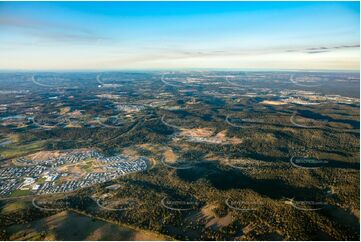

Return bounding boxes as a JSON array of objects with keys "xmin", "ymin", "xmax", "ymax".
[{"xmin": 0, "ymin": 1, "xmax": 359, "ymax": 70}]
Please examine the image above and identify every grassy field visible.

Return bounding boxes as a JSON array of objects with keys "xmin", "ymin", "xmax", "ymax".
[
  {"xmin": 10, "ymin": 189, "xmax": 31, "ymax": 197},
  {"xmin": 36, "ymin": 177, "xmax": 47, "ymax": 185},
  {"xmin": 6, "ymin": 210, "xmax": 169, "ymax": 241},
  {"xmin": 0, "ymin": 140, "xmax": 47, "ymax": 159},
  {"xmin": 1, "ymin": 201, "xmax": 28, "ymax": 214}
]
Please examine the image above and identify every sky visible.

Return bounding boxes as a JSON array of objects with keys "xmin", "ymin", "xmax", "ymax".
[{"xmin": 0, "ymin": 1, "xmax": 359, "ymax": 71}]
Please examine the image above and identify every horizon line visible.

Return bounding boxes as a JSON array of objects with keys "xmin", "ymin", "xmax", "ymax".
[{"xmin": 0, "ymin": 68, "xmax": 359, "ymax": 73}]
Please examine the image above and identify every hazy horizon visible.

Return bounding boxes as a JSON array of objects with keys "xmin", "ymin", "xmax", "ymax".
[{"xmin": 0, "ymin": 1, "xmax": 359, "ymax": 71}]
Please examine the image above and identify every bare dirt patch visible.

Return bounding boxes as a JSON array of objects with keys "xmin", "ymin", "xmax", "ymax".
[
  {"xmin": 138, "ymin": 143, "xmax": 166, "ymax": 154},
  {"xmin": 68, "ymin": 110, "xmax": 82, "ymax": 117},
  {"xmin": 25, "ymin": 148, "xmax": 94, "ymax": 162},
  {"xmin": 122, "ymin": 147, "xmax": 139, "ymax": 157},
  {"xmin": 178, "ymin": 129, "xmax": 242, "ymax": 144},
  {"xmin": 60, "ymin": 107, "xmax": 71, "ymax": 115},
  {"xmin": 186, "ymin": 204, "xmax": 233, "ymax": 231},
  {"xmin": 27, "ymin": 151, "xmax": 63, "ymax": 161},
  {"xmin": 164, "ymin": 149, "xmax": 177, "ymax": 163},
  {"xmin": 260, "ymin": 100, "xmax": 287, "ymax": 105},
  {"xmin": 180, "ymin": 128, "xmax": 214, "ymax": 137}
]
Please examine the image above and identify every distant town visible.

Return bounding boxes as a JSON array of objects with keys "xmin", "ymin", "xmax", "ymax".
[{"xmin": 0, "ymin": 150, "xmax": 148, "ymax": 197}]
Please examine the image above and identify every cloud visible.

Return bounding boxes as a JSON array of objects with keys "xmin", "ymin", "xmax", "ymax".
[
  {"xmin": 0, "ymin": 15, "xmax": 105, "ymax": 44},
  {"xmin": 152, "ymin": 44, "xmax": 360, "ymax": 59},
  {"xmin": 306, "ymin": 50, "xmax": 329, "ymax": 54},
  {"xmin": 287, "ymin": 44, "xmax": 360, "ymax": 54},
  {"xmin": 100, "ymin": 43, "xmax": 360, "ymax": 67}
]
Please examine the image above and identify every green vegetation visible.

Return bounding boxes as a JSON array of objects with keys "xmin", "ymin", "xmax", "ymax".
[
  {"xmin": 0, "ymin": 140, "xmax": 47, "ymax": 159},
  {"xmin": 36, "ymin": 177, "xmax": 47, "ymax": 185},
  {"xmin": 1, "ymin": 201, "xmax": 28, "ymax": 214},
  {"xmin": 10, "ymin": 190, "xmax": 31, "ymax": 197},
  {"xmin": 81, "ymin": 161, "xmax": 93, "ymax": 173},
  {"xmin": 0, "ymin": 71, "xmax": 359, "ymax": 240},
  {"xmin": 2, "ymin": 209, "xmax": 168, "ymax": 241}
]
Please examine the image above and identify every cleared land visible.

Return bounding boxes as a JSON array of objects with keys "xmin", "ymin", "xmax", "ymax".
[{"xmin": 6, "ymin": 211, "xmax": 168, "ymax": 241}]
